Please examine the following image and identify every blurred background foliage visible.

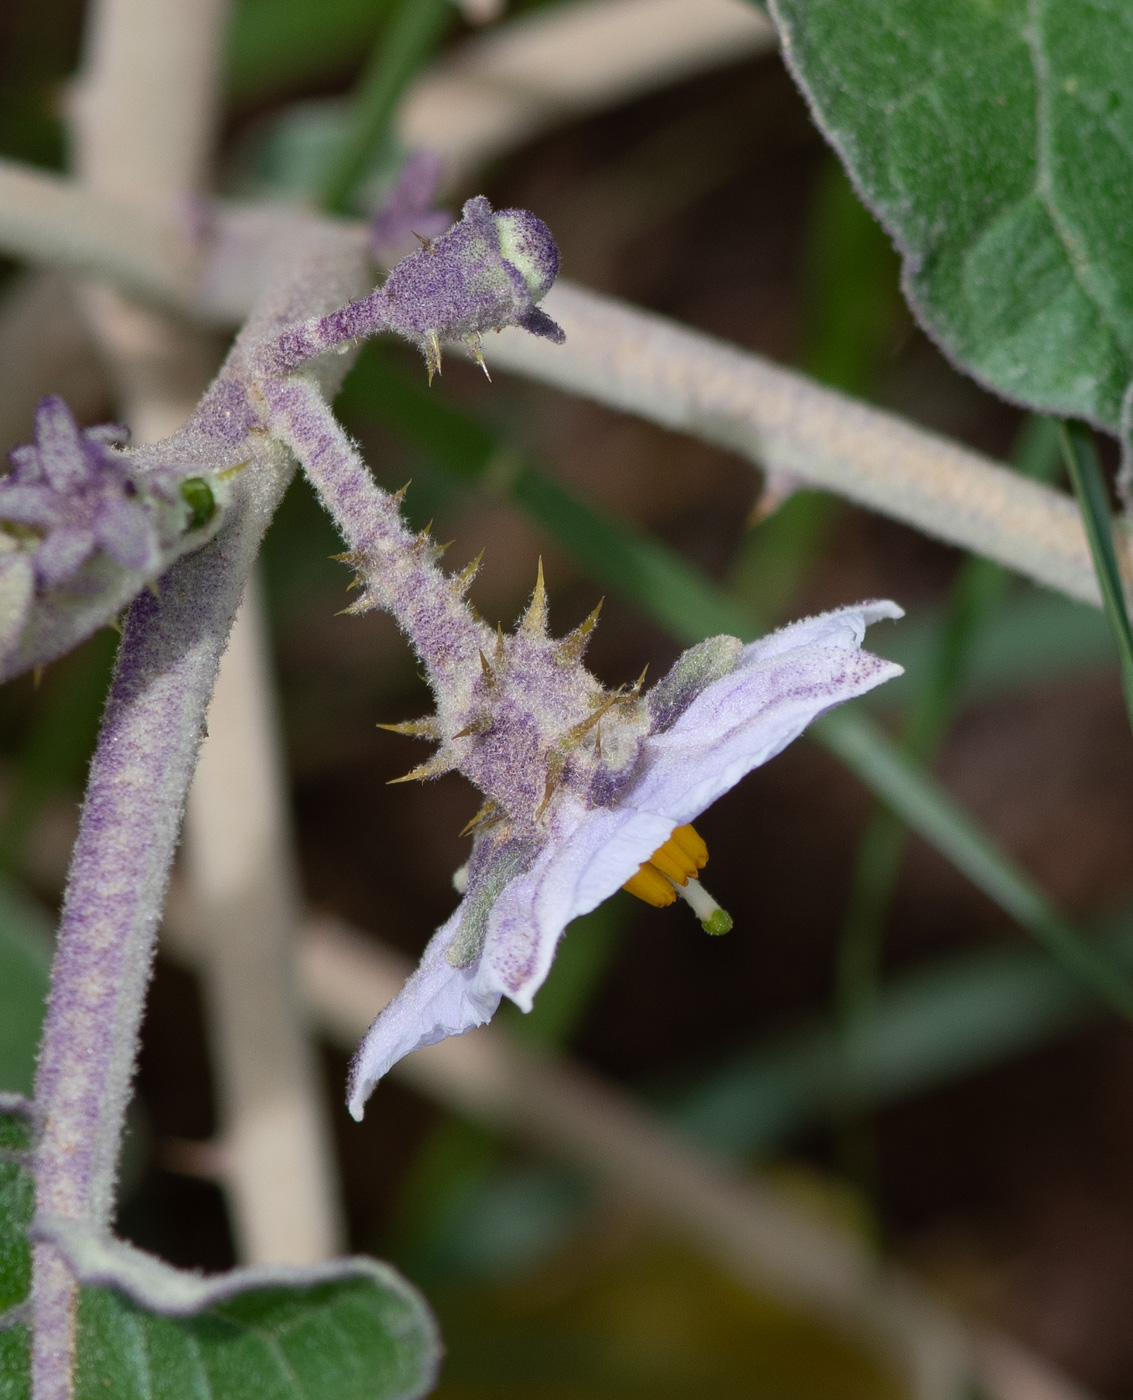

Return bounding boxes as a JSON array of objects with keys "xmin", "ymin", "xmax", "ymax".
[{"xmin": 3, "ymin": 0, "xmax": 1133, "ymax": 1395}]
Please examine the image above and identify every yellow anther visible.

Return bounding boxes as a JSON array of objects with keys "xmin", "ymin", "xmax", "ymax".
[
  {"xmin": 623, "ymin": 824, "xmax": 708, "ymax": 904},
  {"xmin": 622, "ymin": 862, "xmax": 677, "ymax": 907},
  {"xmin": 647, "ymin": 841, "xmax": 698, "ymax": 887},
  {"xmin": 670, "ymin": 824, "xmax": 708, "ymax": 871}
]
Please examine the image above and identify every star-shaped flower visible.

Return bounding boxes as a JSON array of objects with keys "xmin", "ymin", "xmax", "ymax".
[
  {"xmin": 347, "ymin": 594, "xmax": 902, "ymax": 1118},
  {"xmin": 0, "ymin": 396, "xmax": 158, "ymax": 587}
]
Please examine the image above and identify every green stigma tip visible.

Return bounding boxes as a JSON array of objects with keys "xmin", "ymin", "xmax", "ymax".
[{"xmin": 702, "ymin": 909, "xmax": 733, "ymax": 937}]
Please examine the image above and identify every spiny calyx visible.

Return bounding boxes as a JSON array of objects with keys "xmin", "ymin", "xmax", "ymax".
[{"xmin": 379, "ymin": 558, "xmax": 650, "ymax": 832}]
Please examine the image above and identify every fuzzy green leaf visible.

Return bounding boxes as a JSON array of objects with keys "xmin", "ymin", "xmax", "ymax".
[
  {"xmin": 0, "ymin": 1107, "xmax": 439, "ymax": 1400},
  {"xmin": 0, "ymin": 884, "xmax": 52, "ymax": 1096},
  {"xmin": 770, "ymin": 0, "xmax": 1133, "ymax": 430}
]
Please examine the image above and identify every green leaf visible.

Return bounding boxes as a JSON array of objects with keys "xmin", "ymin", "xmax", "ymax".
[
  {"xmin": 0, "ymin": 881, "xmax": 52, "ymax": 1095},
  {"xmin": 0, "ymin": 1107, "xmax": 439, "ymax": 1400},
  {"xmin": 770, "ymin": 0, "xmax": 1133, "ymax": 430},
  {"xmin": 74, "ymin": 1275, "xmax": 437, "ymax": 1400}
]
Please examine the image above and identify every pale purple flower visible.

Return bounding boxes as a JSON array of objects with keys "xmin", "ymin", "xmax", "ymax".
[
  {"xmin": 0, "ymin": 396, "xmax": 157, "ymax": 587},
  {"xmin": 347, "ymin": 599, "xmax": 903, "ymax": 1119}
]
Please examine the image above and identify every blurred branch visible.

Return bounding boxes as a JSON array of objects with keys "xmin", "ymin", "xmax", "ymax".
[
  {"xmin": 289, "ymin": 914, "xmax": 1096, "ymax": 1400},
  {"xmin": 71, "ymin": 0, "xmax": 228, "ymax": 217},
  {"xmin": 0, "ymin": 159, "xmax": 194, "ymax": 310},
  {"xmin": 0, "ymin": 167, "xmax": 1108, "ymax": 613},
  {"xmin": 0, "ymin": 273, "xmax": 107, "ymax": 456},
  {"xmin": 485, "ymin": 281, "xmax": 1115, "ymax": 609},
  {"xmin": 70, "ymin": 0, "xmax": 229, "ymax": 443},
  {"xmin": 183, "ymin": 576, "xmax": 345, "ymax": 1264},
  {"xmin": 399, "ymin": 0, "xmax": 779, "ymax": 186}
]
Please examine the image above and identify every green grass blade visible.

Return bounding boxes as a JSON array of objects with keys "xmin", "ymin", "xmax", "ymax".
[
  {"xmin": 664, "ymin": 901, "xmax": 1133, "ymax": 1162},
  {"xmin": 834, "ymin": 416, "xmax": 1062, "ymax": 1132},
  {"xmin": 817, "ymin": 707, "xmax": 1133, "ymax": 1022},
  {"xmin": 873, "ymin": 589, "xmax": 1113, "ymax": 708},
  {"xmin": 225, "ymin": 0, "xmax": 391, "ymax": 106},
  {"xmin": 1059, "ymin": 419, "xmax": 1133, "ymax": 735},
  {"xmin": 320, "ymin": 0, "xmax": 451, "ymax": 214}
]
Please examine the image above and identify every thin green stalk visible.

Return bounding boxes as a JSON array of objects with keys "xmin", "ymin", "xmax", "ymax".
[
  {"xmin": 319, "ymin": 0, "xmax": 450, "ymax": 215},
  {"xmin": 338, "ymin": 347, "xmax": 1133, "ymax": 1023},
  {"xmin": 1059, "ymin": 419, "xmax": 1133, "ymax": 736},
  {"xmin": 817, "ymin": 709, "xmax": 1133, "ymax": 1022},
  {"xmin": 833, "ymin": 418, "xmax": 1061, "ymax": 1125}
]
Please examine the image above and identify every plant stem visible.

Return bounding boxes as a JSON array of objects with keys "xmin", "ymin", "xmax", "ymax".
[
  {"xmin": 31, "ymin": 510, "xmax": 273, "ymax": 1397},
  {"xmin": 29, "ymin": 219, "xmax": 372, "ymax": 1399},
  {"xmin": 261, "ymin": 373, "xmax": 486, "ymax": 685},
  {"xmin": 833, "ymin": 416, "xmax": 1062, "ymax": 1177},
  {"xmin": 1059, "ymin": 419, "xmax": 1133, "ymax": 737},
  {"xmin": 0, "ymin": 172, "xmax": 1119, "ymax": 623}
]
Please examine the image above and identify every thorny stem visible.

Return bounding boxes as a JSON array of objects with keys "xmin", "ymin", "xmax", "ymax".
[
  {"xmin": 256, "ymin": 293, "xmax": 393, "ymax": 377},
  {"xmin": 0, "ymin": 163, "xmax": 1119, "ymax": 616},
  {"xmin": 261, "ymin": 373, "xmax": 487, "ymax": 683}
]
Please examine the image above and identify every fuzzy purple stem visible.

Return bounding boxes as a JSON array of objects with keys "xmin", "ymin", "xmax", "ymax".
[
  {"xmin": 256, "ymin": 291, "xmax": 392, "ymax": 377},
  {"xmin": 29, "ymin": 220, "xmax": 373, "ymax": 1400},
  {"xmin": 30, "ymin": 522, "xmax": 261, "ymax": 1396},
  {"xmin": 262, "ymin": 374, "xmax": 486, "ymax": 683}
]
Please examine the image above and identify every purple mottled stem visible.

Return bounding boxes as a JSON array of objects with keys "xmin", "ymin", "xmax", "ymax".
[
  {"xmin": 256, "ymin": 292, "xmax": 392, "ymax": 377},
  {"xmin": 29, "ymin": 222, "xmax": 373, "ymax": 1400},
  {"xmin": 31, "ymin": 529, "xmax": 257, "ymax": 1396},
  {"xmin": 263, "ymin": 374, "xmax": 485, "ymax": 682}
]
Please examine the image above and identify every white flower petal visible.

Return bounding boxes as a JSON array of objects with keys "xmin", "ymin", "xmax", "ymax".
[
  {"xmin": 480, "ymin": 601, "xmax": 903, "ymax": 1009},
  {"xmin": 624, "ymin": 601, "xmax": 904, "ymax": 826},
  {"xmin": 346, "ymin": 904, "xmax": 501, "ymax": 1120},
  {"xmin": 481, "ymin": 798, "xmax": 673, "ymax": 1009}
]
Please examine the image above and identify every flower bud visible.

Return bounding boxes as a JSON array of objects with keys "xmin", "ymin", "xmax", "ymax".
[{"xmin": 380, "ymin": 195, "xmax": 564, "ymax": 379}]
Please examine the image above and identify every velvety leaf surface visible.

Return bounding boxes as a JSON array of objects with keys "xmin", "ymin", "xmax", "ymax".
[
  {"xmin": 74, "ymin": 1277, "xmax": 438, "ymax": 1400},
  {"xmin": 0, "ymin": 883, "xmax": 52, "ymax": 1095},
  {"xmin": 0, "ymin": 1105, "xmax": 439, "ymax": 1400},
  {"xmin": 769, "ymin": 0, "xmax": 1133, "ymax": 430},
  {"xmin": 0, "ymin": 1104, "xmax": 33, "ymax": 1399}
]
